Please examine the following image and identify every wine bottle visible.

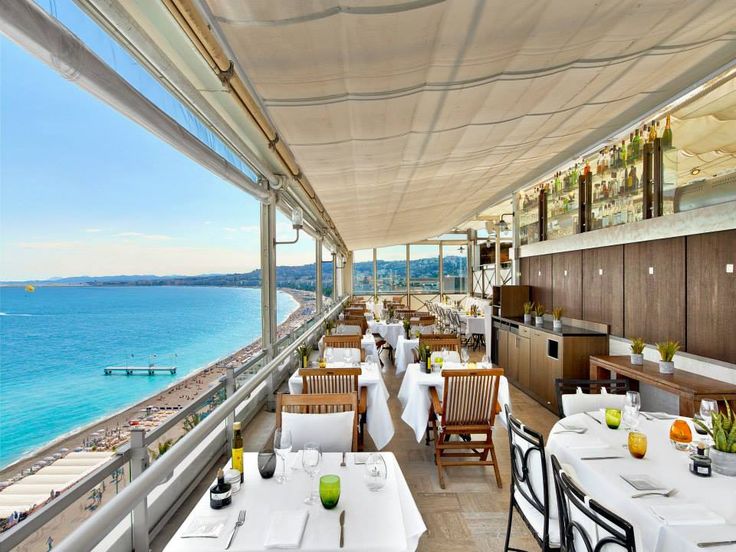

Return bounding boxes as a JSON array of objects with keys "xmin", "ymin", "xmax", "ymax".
[
  {"xmin": 232, "ymin": 422, "xmax": 244, "ymax": 483},
  {"xmin": 662, "ymin": 114, "xmax": 673, "ymax": 149},
  {"xmin": 210, "ymin": 468, "xmax": 232, "ymax": 509},
  {"xmin": 649, "ymin": 120, "xmax": 657, "ymax": 143}
]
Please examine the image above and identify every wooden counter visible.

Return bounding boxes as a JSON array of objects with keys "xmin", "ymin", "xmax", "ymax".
[{"xmin": 589, "ymin": 355, "xmax": 736, "ymax": 416}]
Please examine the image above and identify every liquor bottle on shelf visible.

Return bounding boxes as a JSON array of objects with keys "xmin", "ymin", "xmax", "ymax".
[
  {"xmin": 633, "ymin": 129, "xmax": 641, "ymax": 160},
  {"xmin": 554, "ymin": 172, "xmax": 562, "ymax": 194},
  {"xmin": 584, "ymin": 160, "xmax": 591, "ymax": 177},
  {"xmin": 649, "ymin": 121, "xmax": 657, "ymax": 143},
  {"xmin": 621, "ymin": 140, "xmax": 628, "ymax": 167},
  {"xmin": 662, "ymin": 114, "xmax": 673, "ymax": 149},
  {"xmin": 627, "ymin": 133, "xmax": 634, "ymax": 161},
  {"xmin": 570, "ymin": 163, "xmax": 579, "ymax": 189}
]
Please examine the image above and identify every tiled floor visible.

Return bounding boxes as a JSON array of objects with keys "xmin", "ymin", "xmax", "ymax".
[{"xmin": 153, "ymin": 349, "xmax": 560, "ymax": 551}]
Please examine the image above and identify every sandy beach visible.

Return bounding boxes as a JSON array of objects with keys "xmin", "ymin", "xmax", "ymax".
[{"xmin": 1, "ymin": 288, "xmax": 317, "ymax": 549}]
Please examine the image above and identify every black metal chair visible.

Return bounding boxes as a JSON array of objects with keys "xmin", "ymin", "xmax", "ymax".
[
  {"xmin": 550, "ymin": 455, "xmax": 637, "ymax": 552},
  {"xmin": 504, "ymin": 405, "xmax": 560, "ymax": 552},
  {"xmin": 554, "ymin": 379, "xmax": 630, "ymax": 418}
]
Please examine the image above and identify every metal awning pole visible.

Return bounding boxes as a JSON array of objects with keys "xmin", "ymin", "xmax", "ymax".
[
  {"xmin": 315, "ymin": 238, "xmax": 323, "ymax": 312},
  {"xmin": 261, "ymin": 195, "xmax": 277, "ymax": 356}
]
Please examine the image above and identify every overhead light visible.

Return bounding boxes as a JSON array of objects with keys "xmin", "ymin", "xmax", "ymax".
[
  {"xmin": 458, "ymin": 246, "xmax": 465, "ymax": 254},
  {"xmin": 498, "ymin": 220, "xmax": 509, "ymax": 231},
  {"xmin": 690, "ymin": 167, "xmax": 701, "ymax": 175}
]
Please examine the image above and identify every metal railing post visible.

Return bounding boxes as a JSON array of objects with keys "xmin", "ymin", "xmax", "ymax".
[
  {"xmin": 129, "ymin": 428, "xmax": 149, "ymax": 552},
  {"xmin": 225, "ymin": 366, "xmax": 236, "ymax": 456}
]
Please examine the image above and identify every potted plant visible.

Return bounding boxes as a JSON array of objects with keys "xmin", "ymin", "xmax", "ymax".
[
  {"xmin": 534, "ymin": 304, "xmax": 545, "ymax": 326},
  {"xmin": 418, "ymin": 345, "xmax": 431, "ymax": 373},
  {"xmin": 523, "ymin": 302, "xmax": 534, "ymax": 324},
  {"xmin": 296, "ymin": 344, "xmax": 310, "ymax": 369},
  {"xmin": 402, "ymin": 317, "xmax": 411, "ymax": 339},
  {"xmin": 630, "ymin": 337, "xmax": 645, "ymax": 365},
  {"xmin": 552, "ymin": 307, "xmax": 563, "ymax": 330},
  {"xmin": 655, "ymin": 340, "xmax": 680, "ymax": 374},
  {"xmin": 694, "ymin": 400, "xmax": 736, "ymax": 476},
  {"xmin": 323, "ymin": 319, "xmax": 335, "ymax": 336}
]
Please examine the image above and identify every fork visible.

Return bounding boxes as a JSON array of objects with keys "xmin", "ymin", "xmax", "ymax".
[
  {"xmin": 631, "ymin": 489, "xmax": 678, "ymax": 498},
  {"xmin": 225, "ymin": 510, "xmax": 246, "ymax": 550}
]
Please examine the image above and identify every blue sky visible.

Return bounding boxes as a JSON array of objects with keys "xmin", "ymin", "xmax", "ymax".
[{"xmin": 0, "ymin": 28, "xmax": 317, "ymax": 281}]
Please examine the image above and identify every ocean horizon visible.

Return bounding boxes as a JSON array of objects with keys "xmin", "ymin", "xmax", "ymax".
[{"xmin": 0, "ymin": 285, "xmax": 298, "ymax": 470}]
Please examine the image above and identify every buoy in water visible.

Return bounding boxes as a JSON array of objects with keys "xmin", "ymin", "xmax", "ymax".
[{"xmin": 24, "ymin": 285, "xmax": 35, "ymax": 293}]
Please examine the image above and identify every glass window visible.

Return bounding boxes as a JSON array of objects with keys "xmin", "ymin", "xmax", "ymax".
[
  {"xmin": 376, "ymin": 246, "xmax": 406, "ymax": 294},
  {"xmin": 352, "ymin": 249, "xmax": 374, "ymax": 295},
  {"xmin": 442, "ymin": 244, "xmax": 467, "ymax": 293},
  {"xmin": 276, "ymin": 211, "xmax": 316, "ymax": 317},
  {"xmin": 409, "ymin": 244, "xmax": 439, "ymax": 293}
]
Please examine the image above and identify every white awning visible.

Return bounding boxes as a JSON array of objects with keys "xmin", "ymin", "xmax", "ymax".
[{"xmin": 201, "ymin": 0, "xmax": 736, "ymax": 249}]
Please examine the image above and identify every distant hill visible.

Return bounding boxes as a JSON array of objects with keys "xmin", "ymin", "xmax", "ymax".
[{"xmin": 2, "ymin": 256, "xmax": 467, "ymax": 295}]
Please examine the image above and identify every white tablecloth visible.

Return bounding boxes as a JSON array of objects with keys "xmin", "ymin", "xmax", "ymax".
[
  {"xmin": 394, "ymin": 336, "xmax": 419, "ymax": 375},
  {"xmin": 319, "ymin": 335, "xmax": 379, "ymax": 361},
  {"xmin": 289, "ymin": 363, "xmax": 394, "ymax": 450},
  {"xmin": 547, "ymin": 413, "xmax": 736, "ymax": 552},
  {"xmin": 164, "ymin": 452, "xmax": 426, "ymax": 552},
  {"xmin": 398, "ymin": 363, "xmax": 511, "ymax": 442},
  {"xmin": 369, "ymin": 321, "xmax": 405, "ymax": 349}
]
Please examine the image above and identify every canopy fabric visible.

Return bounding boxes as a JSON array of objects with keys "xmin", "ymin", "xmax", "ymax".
[{"xmin": 202, "ymin": 0, "xmax": 736, "ymax": 249}]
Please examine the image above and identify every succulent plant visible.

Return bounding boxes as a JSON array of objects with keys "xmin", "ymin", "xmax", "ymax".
[
  {"xmin": 655, "ymin": 340, "xmax": 680, "ymax": 362},
  {"xmin": 630, "ymin": 337, "xmax": 646, "ymax": 355},
  {"xmin": 402, "ymin": 318, "xmax": 411, "ymax": 330},
  {"xmin": 523, "ymin": 301, "xmax": 534, "ymax": 315},
  {"xmin": 534, "ymin": 303, "xmax": 546, "ymax": 317},
  {"xmin": 552, "ymin": 307, "xmax": 563, "ymax": 320},
  {"xmin": 694, "ymin": 400, "xmax": 736, "ymax": 454}
]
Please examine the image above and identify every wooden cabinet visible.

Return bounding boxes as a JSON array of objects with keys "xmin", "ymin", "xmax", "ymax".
[
  {"xmin": 498, "ymin": 327, "xmax": 509, "ymax": 371},
  {"xmin": 551, "ymin": 250, "xmax": 582, "ymax": 319},
  {"xmin": 582, "ymin": 245, "xmax": 624, "ymax": 336},
  {"xmin": 492, "ymin": 285, "xmax": 530, "ymax": 317},
  {"xmin": 518, "ymin": 335, "xmax": 530, "ymax": 388},
  {"xmin": 527, "ymin": 255, "xmax": 553, "ymax": 310},
  {"xmin": 530, "ymin": 330, "xmax": 547, "ymax": 401},
  {"xmin": 506, "ymin": 333, "xmax": 518, "ymax": 382},
  {"xmin": 687, "ymin": 230, "xmax": 736, "ymax": 364},
  {"xmin": 624, "ymin": 237, "xmax": 686, "ymax": 345}
]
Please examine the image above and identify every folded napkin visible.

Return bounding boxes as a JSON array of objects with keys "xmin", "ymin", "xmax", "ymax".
[
  {"xmin": 180, "ymin": 517, "xmax": 225, "ymax": 538},
  {"xmin": 650, "ymin": 503, "xmax": 726, "ymax": 526},
  {"xmin": 264, "ymin": 510, "xmax": 310, "ymax": 548}
]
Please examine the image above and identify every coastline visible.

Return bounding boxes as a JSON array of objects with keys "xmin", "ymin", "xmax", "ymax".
[{"xmin": 0, "ymin": 287, "xmax": 314, "ymax": 481}]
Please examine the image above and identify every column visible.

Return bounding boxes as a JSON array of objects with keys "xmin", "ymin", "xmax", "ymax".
[{"xmin": 260, "ymin": 196, "xmax": 277, "ymax": 356}]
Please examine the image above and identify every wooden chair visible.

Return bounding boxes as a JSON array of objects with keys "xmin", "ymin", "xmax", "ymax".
[
  {"xmin": 299, "ymin": 368, "xmax": 367, "ymax": 450},
  {"xmin": 276, "ymin": 392, "xmax": 359, "ymax": 452},
  {"xmin": 420, "ymin": 336, "xmax": 461, "ymax": 352},
  {"xmin": 323, "ymin": 335, "xmax": 365, "ymax": 361},
  {"xmin": 429, "ymin": 367, "xmax": 504, "ymax": 489},
  {"xmin": 342, "ymin": 316, "xmax": 368, "ymax": 334}
]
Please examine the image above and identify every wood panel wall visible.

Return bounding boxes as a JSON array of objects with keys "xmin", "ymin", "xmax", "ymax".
[
  {"xmin": 521, "ymin": 230, "xmax": 735, "ymax": 366},
  {"xmin": 582, "ymin": 245, "xmax": 624, "ymax": 336},
  {"xmin": 686, "ymin": 229, "xmax": 736, "ymax": 364}
]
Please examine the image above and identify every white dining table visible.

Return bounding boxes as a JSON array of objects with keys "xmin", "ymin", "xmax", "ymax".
[
  {"xmin": 394, "ymin": 336, "xmax": 419, "ymax": 375},
  {"xmin": 397, "ymin": 363, "xmax": 511, "ymax": 442},
  {"xmin": 461, "ymin": 315, "xmax": 486, "ymax": 337},
  {"xmin": 289, "ymin": 362, "xmax": 395, "ymax": 450},
  {"xmin": 318, "ymin": 335, "xmax": 379, "ymax": 361},
  {"xmin": 546, "ymin": 412, "xmax": 736, "ymax": 552},
  {"xmin": 164, "ymin": 452, "xmax": 426, "ymax": 552},
  {"xmin": 368, "ymin": 321, "xmax": 405, "ymax": 349}
]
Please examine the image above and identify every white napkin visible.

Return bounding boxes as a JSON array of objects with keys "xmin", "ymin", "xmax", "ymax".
[
  {"xmin": 180, "ymin": 517, "xmax": 225, "ymax": 538},
  {"xmin": 650, "ymin": 503, "xmax": 726, "ymax": 526},
  {"xmin": 264, "ymin": 510, "xmax": 309, "ymax": 548}
]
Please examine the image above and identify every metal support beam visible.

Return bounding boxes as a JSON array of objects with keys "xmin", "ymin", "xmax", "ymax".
[
  {"xmin": 331, "ymin": 252, "xmax": 337, "ymax": 299},
  {"xmin": 512, "ymin": 194, "xmax": 520, "ymax": 285},
  {"xmin": 372, "ymin": 249, "xmax": 378, "ymax": 298},
  {"xmin": 438, "ymin": 243, "xmax": 444, "ymax": 297},
  {"xmin": 315, "ymin": 238, "xmax": 323, "ymax": 312},
  {"xmin": 225, "ymin": 366, "xmax": 235, "ymax": 456},
  {"xmin": 495, "ymin": 231, "xmax": 502, "ymax": 286},
  {"xmin": 405, "ymin": 244, "xmax": 411, "ymax": 305},
  {"xmin": 260, "ymin": 196, "xmax": 277, "ymax": 357},
  {"xmin": 129, "ymin": 428, "xmax": 149, "ymax": 552},
  {"xmin": 466, "ymin": 237, "xmax": 473, "ymax": 295}
]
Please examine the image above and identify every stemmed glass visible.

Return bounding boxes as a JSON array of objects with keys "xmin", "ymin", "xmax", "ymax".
[
  {"xmin": 699, "ymin": 399, "xmax": 718, "ymax": 443},
  {"xmin": 301, "ymin": 442, "xmax": 322, "ymax": 504},
  {"xmin": 343, "ymin": 348, "xmax": 352, "ymax": 365},
  {"xmin": 460, "ymin": 347, "xmax": 470, "ymax": 365},
  {"xmin": 623, "ymin": 390, "xmax": 641, "ymax": 430},
  {"xmin": 273, "ymin": 428, "xmax": 292, "ymax": 484}
]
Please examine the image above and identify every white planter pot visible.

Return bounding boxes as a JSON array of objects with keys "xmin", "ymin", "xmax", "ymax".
[
  {"xmin": 553, "ymin": 320, "xmax": 562, "ymax": 330},
  {"xmin": 658, "ymin": 360, "xmax": 675, "ymax": 374},
  {"xmin": 711, "ymin": 448, "xmax": 736, "ymax": 476},
  {"xmin": 535, "ymin": 316, "xmax": 544, "ymax": 326},
  {"xmin": 523, "ymin": 314, "xmax": 532, "ymax": 324},
  {"xmin": 630, "ymin": 353, "xmax": 644, "ymax": 365}
]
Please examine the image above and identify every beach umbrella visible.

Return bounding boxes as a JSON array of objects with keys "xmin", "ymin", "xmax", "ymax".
[{"xmin": 59, "ymin": 448, "xmax": 69, "ymax": 452}]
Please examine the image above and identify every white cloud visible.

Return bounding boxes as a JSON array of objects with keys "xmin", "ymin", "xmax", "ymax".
[
  {"xmin": 239, "ymin": 225, "xmax": 259, "ymax": 233},
  {"xmin": 84, "ymin": 228, "xmax": 102, "ymax": 233},
  {"xmin": 115, "ymin": 232, "xmax": 173, "ymax": 241}
]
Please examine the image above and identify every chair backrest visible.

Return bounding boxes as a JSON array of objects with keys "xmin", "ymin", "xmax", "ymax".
[
  {"xmin": 335, "ymin": 324, "xmax": 361, "ymax": 335},
  {"xmin": 276, "ymin": 392, "xmax": 358, "ymax": 452},
  {"xmin": 299, "ymin": 367, "xmax": 361, "ymax": 395},
  {"xmin": 323, "ymin": 336, "xmax": 364, "ymax": 360},
  {"xmin": 342, "ymin": 316, "xmax": 368, "ymax": 334},
  {"xmin": 554, "ymin": 378, "xmax": 630, "ymax": 418},
  {"xmin": 441, "ymin": 368, "xmax": 502, "ymax": 427},
  {"xmin": 421, "ymin": 333, "xmax": 459, "ymax": 340},
  {"xmin": 392, "ymin": 296, "xmax": 405, "ymax": 304},
  {"xmin": 420, "ymin": 337, "xmax": 461, "ymax": 352},
  {"xmin": 550, "ymin": 455, "xmax": 637, "ymax": 552},
  {"xmin": 506, "ymin": 405, "xmax": 553, "ymax": 547}
]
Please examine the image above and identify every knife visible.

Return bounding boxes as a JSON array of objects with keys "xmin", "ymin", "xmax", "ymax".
[
  {"xmin": 580, "ymin": 456, "xmax": 624, "ymax": 460},
  {"xmin": 697, "ymin": 541, "xmax": 736, "ymax": 548},
  {"xmin": 339, "ymin": 509, "xmax": 345, "ymax": 548},
  {"xmin": 584, "ymin": 412, "xmax": 602, "ymax": 425}
]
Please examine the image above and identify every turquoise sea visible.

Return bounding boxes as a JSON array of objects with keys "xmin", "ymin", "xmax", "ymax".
[{"xmin": 0, "ymin": 286, "xmax": 297, "ymax": 469}]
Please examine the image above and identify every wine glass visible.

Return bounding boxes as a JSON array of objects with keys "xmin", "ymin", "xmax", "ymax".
[
  {"xmin": 699, "ymin": 399, "xmax": 718, "ymax": 442},
  {"xmin": 273, "ymin": 428, "xmax": 292, "ymax": 484},
  {"xmin": 301, "ymin": 442, "xmax": 322, "ymax": 504},
  {"xmin": 623, "ymin": 390, "xmax": 641, "ymax": 430},
  {"xmin": 343, "ymin": 348, "xmax": 352, "ymax": 365},
  {"xmin": 460, "ymin": 347, "xmax": 470, "ymax": 365},
  {"xmin": 364, "ymin": 453, "xmax": 388, "ymax": 491}
]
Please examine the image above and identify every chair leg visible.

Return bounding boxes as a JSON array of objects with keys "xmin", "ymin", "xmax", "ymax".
[
  {"xmin": 435, "ymin": 433, "xmax": 446, "ymax": 489},
  {"xmin": 489, "ymin": 443, "xmax": 502, "ymax": 488},
  {"xmin": 503, "ymin": 497, "xmax": 514, "ymax": 552}
]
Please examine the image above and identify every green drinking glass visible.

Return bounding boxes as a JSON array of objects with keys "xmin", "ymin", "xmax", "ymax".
[
  {"xmin": 319, "ymin": 475, "xmax": 341, "ymax": 509},
  {"xmin": 605, "ymin": 408, "xmax": 622, "ymax": 429}
]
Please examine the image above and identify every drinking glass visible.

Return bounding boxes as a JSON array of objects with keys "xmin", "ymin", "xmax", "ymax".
[
  {"xmin": 273, "ymin": 428, "xmax": 292, "ymax": 484},
  {"xmin": 257, "ymin": 449, "xmax": 277, "ymax": 479},
  {"xmin": 627, "ymin": 431, "xmax": 648, "ymax": 459},
  {"xmin": 605, "ymin": 408, "xmax": 622, "ymax": 429},
  {"xmin": 700, "ymin": 399, "xmax": 718, "ymax": 433},
  {"xmin": 460, "ymin": 348, "xmax": 470, "ymax": 364},
  {"xmin": 481, "ymin": 354, "xmax": 489, "ymax": 367},
  {"xmin": 364, "ymin": 453, "xmax": 388, "ymax": 492},
  {"xmin": 623, "ymin": 391, "xmax": 641, "ymax": 430},
  {"xmin": 319, "ymin": 475, "xmax": 341, "ymax": 509},
  {"xmin": 669, "ymin": 419, "xmax": 693, "ymax": 451},
  {"xmin": 301, "ymin": 443, "xmax": 322, "ymax": 504}
]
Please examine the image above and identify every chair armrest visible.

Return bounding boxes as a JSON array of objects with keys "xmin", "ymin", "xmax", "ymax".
[{"xmin": 429, "ymin": 387, "xmax": 443, "ymax": 416}]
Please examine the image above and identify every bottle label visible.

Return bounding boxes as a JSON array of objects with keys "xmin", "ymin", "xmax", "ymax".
[
  {"xmin": 232, "ymin": 449, "xmax": 243, "ymax": 473},
  {"xmin": 211, "ymin": 490, "xmax": 231, "ymax": 501}
]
